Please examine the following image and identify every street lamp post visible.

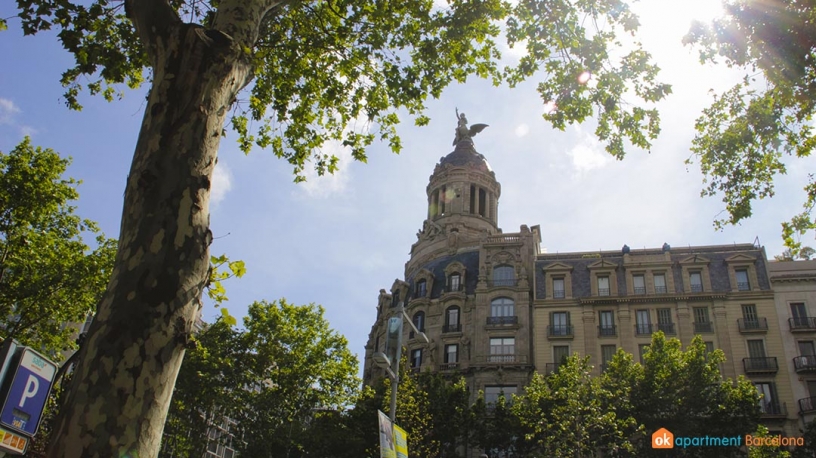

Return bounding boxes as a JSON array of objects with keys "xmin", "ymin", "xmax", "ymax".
[{"xmin": 373, "ymin": 300, "xmax": 429, "ymax": 424}]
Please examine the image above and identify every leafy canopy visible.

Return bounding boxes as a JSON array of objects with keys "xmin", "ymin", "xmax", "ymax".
[
  {"xmin": 684, "ymin": 0, "xmax": 816, "ymax": 253},
  {"xmin": 0, "ymin": 137, "xmax": 115, "ymax": 359},
  {"xmin": 9, "ymin": 0, "xmax": 669, "ymax": 178}
]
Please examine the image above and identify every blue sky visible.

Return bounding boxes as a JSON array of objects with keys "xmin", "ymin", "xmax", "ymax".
[{"xmin": 2, "ymin": 1, "xmax": 815, "ymax": 377}]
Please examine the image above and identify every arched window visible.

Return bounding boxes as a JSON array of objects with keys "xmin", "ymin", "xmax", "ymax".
[
  {"xmin": 490, "ymin": 297, "xmax": 515, "ymax": 317},
  {"xmin": 415, "ymin": 279, "xmax": 427, "ymax": 298},
  {"xmin": 492, "ymin": 265, "xmax": 515, "ymax": 287},
  {"xmin": 413, "ymin": 311, "xmax": 425, "ymax": 332},
  {"xmin": 445, "ymin": 306, "xmax": 460, "ymax": 332},
  {"xmin": 448, "ymin": 273, "xmax": 461, "ymax": 292}
]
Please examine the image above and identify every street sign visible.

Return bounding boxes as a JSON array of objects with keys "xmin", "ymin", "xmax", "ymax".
[{"xmin": 0, "ymin": 348, "xmax": 57, "ymax": 436}]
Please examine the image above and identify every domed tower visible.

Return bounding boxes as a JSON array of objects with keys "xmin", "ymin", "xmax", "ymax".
[{"xmin": 408, "ymin": 112, "xmax": 501, "ymax": 273}]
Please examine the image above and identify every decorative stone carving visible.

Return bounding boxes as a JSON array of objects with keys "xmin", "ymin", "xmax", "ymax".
[{"xmin": 453, "ymin": 108, "xmax": 489, "ymax": 146}]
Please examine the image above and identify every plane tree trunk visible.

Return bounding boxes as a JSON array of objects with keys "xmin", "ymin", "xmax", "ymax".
[{"xmin": 44, "ymin": 0, "xmax": 272, "ymax": 455}]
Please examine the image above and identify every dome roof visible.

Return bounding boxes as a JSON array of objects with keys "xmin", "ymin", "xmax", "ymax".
[{"xmin": 438, "ymin": 141, "xmax": 492, "ymax": 173}]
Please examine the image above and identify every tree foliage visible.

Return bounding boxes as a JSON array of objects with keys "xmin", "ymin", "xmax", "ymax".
[
  {"xmin": 163, "ymin": 299, "xmax": 360, "ymax": 458},
  {"xmin": 0, "ymin": 137, "xmax": 115, "ymax": 359},
  {"xmin": 683, "ymin": 0, "xmax": 816, "ymax": 254}
]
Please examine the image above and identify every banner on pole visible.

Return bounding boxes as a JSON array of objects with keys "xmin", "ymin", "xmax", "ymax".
[
  {"xmin": 393, "ymin": 424, "xmax": 408, "ymax": 458},
  {"xmin": 378, "ymin": 410, "xmax": 396, "ymax": 458}
]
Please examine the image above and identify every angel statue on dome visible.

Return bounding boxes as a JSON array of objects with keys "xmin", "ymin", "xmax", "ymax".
[{"xmin": 453, "ymin": 108, "xmax": 489, "ymax": 146}]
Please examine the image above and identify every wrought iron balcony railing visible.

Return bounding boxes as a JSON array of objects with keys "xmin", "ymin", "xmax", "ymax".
[
  {"xmin": 690, "ymin": 284, "xmax": 703, "ymax": 293},
  {"xmin": 598, "ymin": 325, "xmax": 617, "ymax": 337},
  {"xmin": 693, "ymin": 322, "xmax": 714, "ymax": 333},
  {"xmin": 799, "ymin": 396, "xmax": 816, "ymax": 414},
  {"xmin": 547, "ymin": 325, "xmax": 573, "ymax": 338},
  {"xmin": 553, "ymin": 289, "xmax": 565, "ymax": 299},
  {"xmin": 737, "ymin": 318, "xmax": 768, "ymax": 333},
  {"xmin": 790, "ymin": 317, "xmax": 816, "ymax": 332},
  {"xmin": 793, "ymin": 355, "xmax": 816, "ymax": 373},
  {"xmin": 487, "ymin": 316, "xmax": 518, "ymax": 326},
  {"xmin": 442, "ymin": 323, "xmax": 462, "ymax": 333},
  {"xmin": 743, "ymin": 357, "xmax": 779, "ymax": 374}
]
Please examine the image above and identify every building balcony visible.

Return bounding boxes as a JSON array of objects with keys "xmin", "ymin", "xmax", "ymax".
[
  {"xmin": 547, "ymin": 325, "xmax": 574, "ymax": 339},
  {"xmin": 760, "ymin": 401, "xmax": 787, "ymax": 419},
  {"xmin": 598, "ymin": 325, "xmax": 617, "ymax": 337},
  {"xmin": 793, "ymin": 355, "xmax": 816, "ymax": 373},
  {"xmin": 655, "ymin": 285, "xmax": 668, "ymax": 294},
  {"xmin": 633, "ymin": 286, "xmax": 646, "ymax": 295},
  {"xmin": 693, "ymin": 322, "xmax": 714, "ymax": 333},
  {"xmin": 789, "ymin": 317, "xmax": 816, "ymax": 332},
  {"xmin": 438, "ymin": 362, "xmax": 459, "ymax": 371},
  {"xmin": 635, "ymin": 324, "xmax": 676, "ymax": 336},
  {"xmin": 488, "ymin": 278, "xmax": 517, "ymax": 288},
  {"xmin": 798, "ymin": 396, "xmax": 816, "ymax": 415},
  {"xmin": 743, "ymin": 357, "xmax": 779, "ymax": 374},
  {"xmin": 487, "ymin": 316, "xmax": 518, "ymax": 326},
  {"xmin": 737, "ymin": 318, "xmax": 768, "ymax": 333},
  {"xmin": 442, "ymin": 323, "xmax": 462, "ymax": 333},
  {"xmin": 473, "ymin": 354, "xmax": 528, "ymax": 366}
]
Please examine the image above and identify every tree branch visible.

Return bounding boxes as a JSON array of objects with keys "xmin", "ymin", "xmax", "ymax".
[
  {"xmin": 124, "ymin": 0, "xmax": 182, "ymax": 66},
  {"xmin": 212, "ymin": 0, "xmax": 296, "ymax": 49}
]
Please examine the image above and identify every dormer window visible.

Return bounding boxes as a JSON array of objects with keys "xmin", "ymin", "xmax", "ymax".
[
  {"xmin": 415, "ymin": 279, "xmax": 427, "ymax": 298},
  {"xmin": 736, "ymin": 269, "xmax": 750, "ymax": 291},
  {"xmin": 449, "ymin": 273, "xmax": 461, "ymax": 292},
  {"xmin": 598, "ymin": 276, "xmax": 610, "ymax": 296},
  {"xmin": 391, "ymin": 290, "xmax": 401, "ymax": 308}
]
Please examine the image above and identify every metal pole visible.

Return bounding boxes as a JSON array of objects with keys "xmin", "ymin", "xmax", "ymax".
[{"xmin": 389, "ymin": 323, "xmax": 402, "ymax": 424}]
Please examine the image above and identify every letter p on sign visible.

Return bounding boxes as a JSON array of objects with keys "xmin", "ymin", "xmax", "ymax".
[
  {"xmin": 652, "ymin": 428, "xmax": 674, "ymax": 449},
  {"xmin": 18, "ymin": 375, "xmax": 39, "ymax": 408}
]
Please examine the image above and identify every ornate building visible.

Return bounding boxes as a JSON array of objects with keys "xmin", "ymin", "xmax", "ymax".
[{"xmin": 362, "ymin": 118, "xmax": 808, "ymax": 437}]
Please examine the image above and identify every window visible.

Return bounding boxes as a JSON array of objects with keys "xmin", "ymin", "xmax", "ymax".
[
  {"xmin": 799, "ymin": 341, "xmax": 816, "ymax": 356},
  {"xmin": 415, "ymin": 279, "xmax": 427, "ymax": 298},
  {"xmin": 411, "ymin": 349, "xmax": 422, "ymax": 368},
  {"xmin": 756, "ymin": 382, "xmax": 781, "ymax": 415},
  {"xmin": 633, "ymin": 274, "xmax": 646, "ymax": 295},
  {"xmin": 654, "ymin": 273, "xmax": 667, "ymax": 294},
  {"xmin": 742, "ymin": 304, "xmax": 758, "ymax": 322},
  {"xmin": 470, "ymin": 185, "xmax": 476, "ymax": 214},
  {"xmin": 484, "ymin": 386, "xmax": 516, "ymax": 405},
  {"xmin": 736, "ymin": 269, "xmax": 750, "ymax": 291},
  {"xmin": 489, "ymin": 337, "xmax": 515, "ymax": 363},
  {"xmin": 599, "ymin": 311, "xmax": 615, "ymax": 336},
  {"xmin": 375, "ymin": 335, "xmax": 380, "ymax": 353},
  {"xmin": 449, "ymin": 273, "xmax": 461, "ymax": 292},
  {"xmin": 747, "ymin": 339, "xmax": 767, "ymax": 358},
  {"xmin": 444, "ymin": 306, "xmax": 460, "ymax": 332},
  {"xmin": 391, "ymin": 290, "xmax": 401, "ymax": 308},
  {"xmin": 440, "ymin": 185, "xmax": 446, "ymax": 214},
  {"xmin": 81, "ymin": 313, "xmax": 94, "ymax": 334},
  {"xmin": 553, "ymin": 345, "xmax": 570, "ymax": 364},
  {"xmin": 693, "ymin": 307, "xmax": 713, "ymax": 333},
  {"xmin": 479, "ymin": 188, "xmax": 487, "ymax": 216},
  {"xmin": 690, "ymin": 271, "xmax": 703, "ymax": 292},
  {"xmin": 636, "ymin": 310, "xmax": 651, "ymax": 335},
  {"xmin": 791, "ymin": 302, "xmax": 810, "ymax": 327},
  {"xmin": 550, "ymin": 312, "xmax": 570, "ymax": 336},
  {"xmin": 740, "ymin": 304, "xmax": 763, "ymax": 331},
  {"xmin": 412, "ymin": 311, "xmax": 425, "ymax": 332},
  {"xmin": 638, "ymin": 344, "xmax": 650, "ymax": 364},
  {"xmin": 657, "ymin": 308, "xmax": 674, "ymax": 334},
  {"xmin": 491, "ymin": 297, "xmax": 515, "ymax": 317},
  {"xmin": 493, "ymin": 265, "xmax": 516, "ymax": 287},
  {"xmin": 445, "ymin": 344, "xmax": 459, "ymax": 364},
  {"xmin": 601, "ymin": 345, "xmax": 616, "ymax": 371},
  {"xmin": 553, "ymin": 277, "xmax": 565, "ymax": 298},
  {"xmin": 598, "ymin": 276, "xmax": 610, "ymax": 296}
]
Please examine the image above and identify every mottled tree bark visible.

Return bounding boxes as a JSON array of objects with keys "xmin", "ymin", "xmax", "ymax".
[{"xmin": 44, "ymin": 0, "xmax": 271, "ymax": 455}]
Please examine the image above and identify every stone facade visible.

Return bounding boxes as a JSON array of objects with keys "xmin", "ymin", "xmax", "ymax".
[{"xmin": 361, "ymin": 133, "xmax": 813, "ymax": 438}]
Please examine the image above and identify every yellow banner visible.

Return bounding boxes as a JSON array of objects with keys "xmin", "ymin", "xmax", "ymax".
[{"xmin": 394, "ymin": 424, "xmax": 408, "ymax": 458}]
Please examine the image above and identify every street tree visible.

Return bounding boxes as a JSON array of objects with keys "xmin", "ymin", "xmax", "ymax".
[
  {"xmin": 513, "ymin": 356, "xmax": 638, "ymax": 458},
  {"xmin": 683, "ymin": 0, "xmax": 816, "ymax": 255},
  {"xmin": 0, "ymin": 137, "xmax": 115, "ymax": 358},
  {"xmin": 5, "ymin": 0, "xmax": 671, "ymax": 455},
  {"xmin": 626, "ymin": 333, "xmax": 760, "ymax": 457},
  {"xmin": 233, "ymin": 299, "xmax": 359, "ymax": 458}
]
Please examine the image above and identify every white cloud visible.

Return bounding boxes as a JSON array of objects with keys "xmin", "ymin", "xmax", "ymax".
[
  {"xmin": 297, "ymin": 140, "xmax": 353, "ymax": 198},
  {"xmin": 514, "ymin": 123, "xmax": 529, "ymax": 137},
  {"xmin": 211, "ymin": 161, "xmax": 232, "ymax": 205},
  {"xmin": 0, "ymin": 98, "xmax": 20, "ymax": 125},
  {"xmin": 566, "ymin": 127, "xmax": 612, "ymax": 175}
]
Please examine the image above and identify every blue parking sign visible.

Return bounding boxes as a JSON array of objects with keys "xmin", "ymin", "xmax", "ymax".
[{"xmin": 0, "ymin": 349, "xmax": 56, "ymax": 436}]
